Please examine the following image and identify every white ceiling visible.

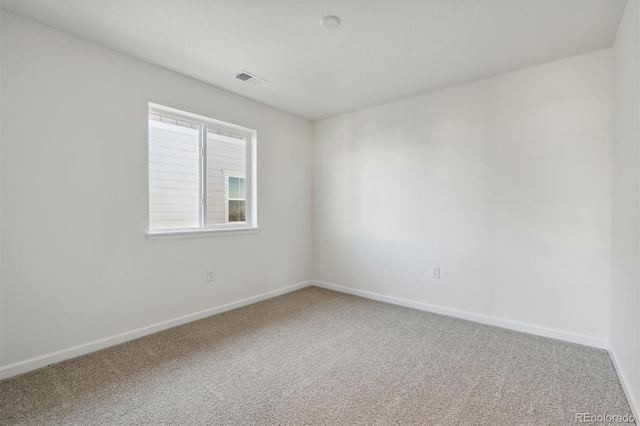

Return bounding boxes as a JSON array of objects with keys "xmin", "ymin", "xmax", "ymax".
[{"xmin": 1, "ymin": 0, "xmax": 626, "ymax": 121}]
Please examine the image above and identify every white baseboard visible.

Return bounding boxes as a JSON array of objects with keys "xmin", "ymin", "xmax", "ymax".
[
  {"xmin": 0, "ymin": 281, "xmax": 313, "ymax": 380},
  {"xmin": 608, "ymin": 347, "xmax": 639, "ymax": 421},
  {"xmin": 312, "ymin": 280, "xmax": 608, "ymax": 349}
]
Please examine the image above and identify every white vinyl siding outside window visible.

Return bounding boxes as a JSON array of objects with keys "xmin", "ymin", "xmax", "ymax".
[{"xmin": 148, "ymin": 104, "xmax": 257, "ymax": 236}]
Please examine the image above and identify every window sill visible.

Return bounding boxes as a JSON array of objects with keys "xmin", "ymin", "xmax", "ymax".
[{"xmin": 147, "ymin": 227, "xmax": 261, "ymax": 240}]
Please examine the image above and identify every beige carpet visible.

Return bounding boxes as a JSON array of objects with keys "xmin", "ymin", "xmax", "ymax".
[{"xmin": 0, "ymin": 286, "xmax": 635, "ymax": 425}]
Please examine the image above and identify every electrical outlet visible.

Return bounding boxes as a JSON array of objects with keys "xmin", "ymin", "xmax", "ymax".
[
  {"xmin": 207, "ymin": 269, "xmax": 215, "ymax": 282},
  {"xmin": 432, "ymin": 267, "xmax": 440, "ymax": 279}
]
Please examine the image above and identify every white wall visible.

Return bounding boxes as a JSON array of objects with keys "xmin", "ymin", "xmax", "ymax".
[
  {"xmin": 612, "ymin": 0, "xmax": 640, "ymax": 415},
  {"xmin": 0, "ymin": 13, "xmax": 312, "ymax": 367},
  {"xmin": 313, "ymin": 49, "xmax": 613, "ymax": 346}
]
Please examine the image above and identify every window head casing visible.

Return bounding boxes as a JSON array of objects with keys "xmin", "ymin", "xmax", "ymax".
[{"xmin": 148, "ymin": 103, "xmax": 257, "ymax": 236}]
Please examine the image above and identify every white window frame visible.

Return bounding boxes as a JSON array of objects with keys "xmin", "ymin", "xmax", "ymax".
[
  {"xmin": 147, "ymin": 103, "xmax": 259, "ymax": 238},
  {"xmin": 223, "ymin": 170, "xmax": 246, "ymax": 223}
]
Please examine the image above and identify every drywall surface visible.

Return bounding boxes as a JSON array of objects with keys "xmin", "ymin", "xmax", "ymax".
[
  {"xmin": 313, "ymin": 49, "xmax": 613, "ymax": 344},
  {"xmin": 612, "ymin": 0, "xmax": 640, "ymax": 414},
  {"xmin": 0, "ymin": 12, "xmax": 312, "ymax": 366}
]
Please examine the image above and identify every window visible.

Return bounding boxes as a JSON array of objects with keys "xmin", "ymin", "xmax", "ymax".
[
  {"xmin": 223, "ymin": 171, "xmax": 246, "ymax": 222},
  {"xmin": 148, "ymin": 104, "xmax": 257, "ymax": 235}
]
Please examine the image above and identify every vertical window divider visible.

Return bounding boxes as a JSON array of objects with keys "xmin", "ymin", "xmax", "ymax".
[
  {"xmin": 200, "ymin": 125, "xmax": 206, "ymax": 229},
  {"xmin": 245, "ymin": 135, "xmax": 252, "ymax": 227}
]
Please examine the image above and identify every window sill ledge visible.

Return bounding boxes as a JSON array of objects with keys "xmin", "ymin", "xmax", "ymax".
[{"xmin": 147, "ymin": 227, "xmax": 261, "ymax": 240}]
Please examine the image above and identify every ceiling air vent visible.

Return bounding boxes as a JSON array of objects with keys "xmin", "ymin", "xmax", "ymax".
[{"xmin": 234, "ymin": 71, "xmax": 267, "ymax": 86}]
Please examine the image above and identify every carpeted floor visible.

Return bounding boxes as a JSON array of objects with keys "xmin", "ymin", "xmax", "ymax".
[{"xmin": 0, "ymin": 286, "xmax": 634, "ymax": 425}]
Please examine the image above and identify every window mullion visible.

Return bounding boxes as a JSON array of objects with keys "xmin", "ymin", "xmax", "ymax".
[{"xmin": 200, "ymin": 125, "xmax": 206, "ymax": 229}]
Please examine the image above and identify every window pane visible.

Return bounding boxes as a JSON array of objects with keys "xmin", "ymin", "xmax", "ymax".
[
  {"xmin": 229, "ymin": 177, "xmax": 240, "ymax": 199},
  {"xmin": 206, "ymin": 132, "xmax": 246, "ymax": 225},
  {"xmin": 228, "ymin": 200, "xmax": 246, "ymax": 222},
  {"xmin": 149, "ymin": 117, "xmax": 200, "ymax": 230}
]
